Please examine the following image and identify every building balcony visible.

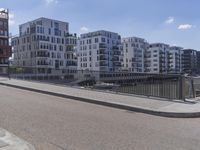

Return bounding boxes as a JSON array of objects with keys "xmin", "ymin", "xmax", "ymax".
[
  {"xmin": 99, "ymin": 50, "xmax": 107, "ymax": 55},
  {"xmin": 99, "ymin": 43, "xmax": 107, "ymax": 49},
  {"xmin": 36, "ymin": 54, "xmax": 49, "ymax": 58},
  {"xmin": 112, "ymin": 56, "xmax": 119, "ymax": 61},
  {"xmin": 0, "ymin": 34, "xmax": 9, "ymax": 39},
  {"xmin": 112, "ymin": 46, "xmax": 119, "ymax": 50},
  {"xmin": 37, "ymin": 61, "xmax": 49, "ymax": 66},
  {"xmin": 113, "ymin": 62, "xmax": 121, "ymax": 67},
  {"xmin": 36, "ymin": 64, "xmax": 49, "ymax": 67},
  {"xmin": 100, "ymin": 62, "xmax": 108, "ymax": 67},
  {"xmin": 36, "ymin": 51, "xmax": 50, "ymax": 58},
  {"xmin": 66, "ymin": 62, "xmax": 77, "ymax": 66},
  {"xmin": 144, "ymin": 65, "xmax": 151, "ymax": 67},
  {"xmin": 99, "ymin": 56, "xmax": 108, "ymax": 61},
  {"xmin": 66, "ymin": 49, "xmax": 74, "ymax": 52},
  {"xmin": 144, "ymin": 55, "xmax": 151, "ymax": 58},
  {"xmin": 112, "ymin": 58, "xmax": 119, "ymax": 62},
  {"xmin": 113, "ymin": 51, "xmax": 121, "ymax": 56}
]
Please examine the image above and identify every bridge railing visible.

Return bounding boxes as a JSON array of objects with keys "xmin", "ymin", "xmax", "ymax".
[
  {"xmin": 2, "ymin": 66, "xmax": 191, "ymax": 100},
  {"xmin": 0, "ymin": 66, "xmax": 9, "ymax": 78}
]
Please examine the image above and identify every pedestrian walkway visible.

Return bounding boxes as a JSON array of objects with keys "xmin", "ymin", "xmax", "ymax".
[
  {"xmin": 0, "ymin": 128, "xmax": 34, "ymax": 150},
  {"xmin": 0, "ymin": 77, "xmax": 200, "ymax": 118}
]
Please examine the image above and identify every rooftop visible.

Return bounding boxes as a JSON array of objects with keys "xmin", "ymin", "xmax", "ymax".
[
  {"xmin": 80, "ymin": 30, "xmax": 119, "ymax": 38},
  {"xmin": 19, "ymin": 17, "xmax": 69, "ymax": 27}
]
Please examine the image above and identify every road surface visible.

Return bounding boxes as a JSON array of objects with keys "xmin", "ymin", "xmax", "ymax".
[{"xmin": 0, "ymin": 85, "xmax": 200, "ymax": 150}]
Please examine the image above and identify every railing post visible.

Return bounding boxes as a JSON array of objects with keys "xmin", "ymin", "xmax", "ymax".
[{"xmin": 179, "ymin": 75, "xmax": 185, "ymax": 101}]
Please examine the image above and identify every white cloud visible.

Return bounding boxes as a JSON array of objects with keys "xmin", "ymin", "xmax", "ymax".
[
  {"xmin": 178, "ymin": 24, "xmax": 193, "ymax": 30},
  {"xmin": 165, "ymin": 17, "xmax": 175, "ymax": 24},
  {"xmin": 45, "ymin": 0, "xmax": 58, "ymax": 5},
  {"xmin": 80, "ymin": 26, "xmax": 89, "ymax": 33}
]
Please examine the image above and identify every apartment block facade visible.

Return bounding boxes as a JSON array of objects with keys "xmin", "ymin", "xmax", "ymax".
[
  {"xmin": 0, "ymin": 9, "xmax": 12, "ymax": 73},
  {"xmin": 168, "ymin": 46, "xmax": 183, "ymax": 74},
  {"xmin": 182, "ymin": 49, "xmax": 198, "ymax": 74},
  {"xmin": 10, "ymin": 17, "xmax": 200, "ymax": 75},
  {"xmin": 197, "ymin": 51, "xmax": 200, "ymax": 74},
  {"xmin": 77, "ymin": 30, "xmax": 121, "ymax": 72},
  {"xmin": 12, "ymin": 18, "xmax": 77, "ymax": 74},
  {"xmin": 145, "ymin": 43, "xmax": 169, "ymax": 74},
  {"xmin": 121, "ymin": 37, "xmax": 148, "ymax": 73}
]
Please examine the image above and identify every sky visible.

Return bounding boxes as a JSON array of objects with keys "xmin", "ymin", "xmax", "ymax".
[{"xmin": 1, "ymin": 0, "xmax": 200, "ymax": 50}]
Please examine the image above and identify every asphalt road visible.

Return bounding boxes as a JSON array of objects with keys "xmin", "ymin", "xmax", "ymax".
[{"xmin": 0, "ymin": 85, "xmax": 200, "ymax": 150}]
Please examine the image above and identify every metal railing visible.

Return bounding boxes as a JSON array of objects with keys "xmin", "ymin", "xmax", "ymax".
[
  {"xmin": 184, "ymin": 77, "xmax": 200, "ymax": 98},
  {"xmin": 0, "ymin": 66, "xmax": 192, "ymax": 101}
]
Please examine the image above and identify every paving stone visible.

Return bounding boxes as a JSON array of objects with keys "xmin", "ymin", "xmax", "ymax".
[
  {"xmin": 0, "ymin": 131, "xmax": 5, "ymax": 137},
  {"xmin": 0, "ymin": 140, "xmax": 8, "ymax": 148}
]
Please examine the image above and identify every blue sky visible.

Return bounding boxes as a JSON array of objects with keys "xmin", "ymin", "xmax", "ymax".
[{"xmin": 1, "ymin": 0, "xmax": 200, "ymax": 50}]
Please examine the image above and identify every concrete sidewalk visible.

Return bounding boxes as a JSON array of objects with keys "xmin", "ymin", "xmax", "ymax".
[
  {"xmin": 0, "ymin": 78, "xmax": 200, "ymax": 118},
  {"xmin": 0, "ymin": 128, "xmax": 34, "ymax": 150}
]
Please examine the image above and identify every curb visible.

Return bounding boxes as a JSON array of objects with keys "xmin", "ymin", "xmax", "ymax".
[{"xmin": 0, "ymin": 82, "xmax": 200, "ymax": 118}]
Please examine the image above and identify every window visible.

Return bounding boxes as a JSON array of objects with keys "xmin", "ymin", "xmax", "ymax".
[
  {"xmin": 54, "ymin": 22, "xmax": 59, "ymax": 29},
  {"xmin": 49, "ymin": 28, "xmax": 51, "ymax": 35},
  {"xmin": 27, "ymin": 28, "xmax": 30, "ymax": 34},
  {"xmin": 101, "ymin": 38, "xmax": 106, "ymax": 43},
  {"xmin": 54, "ymin": 29, "xmax": 61, "ymax": 36},
  {"xmin": 95, "ymin": 38, "xmax": 98, "ymax": 43},
  {"xmin": 54, "ymin": 45, "xmax": 57, "ymax": 51}
]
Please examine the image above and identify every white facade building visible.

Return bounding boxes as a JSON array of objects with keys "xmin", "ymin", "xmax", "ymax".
[
  {"xmin": 121, "ymin": 37, "xmax": 148, "ymax": 73},
  {"xmin": 77, "ymin": 30, "xmax": 121, "ymax": 72},
  {"xmin": 12, "ymin": 17, "xmax": 77, "ymax": 74},
  {"xmin": 145, "ymin": 43, "xmax": 169, "ymax": 74},
  {"xmin": 168, "ymin": 46, "xmax": 183, "ymax": 74}
]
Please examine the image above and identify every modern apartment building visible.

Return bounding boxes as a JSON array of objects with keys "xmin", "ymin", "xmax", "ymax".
[
  {"xmin": 197, "ymin": 51, "xmax": 200, "ymax": 74},
  {"xmin": 77, "ymin": 30, "xmax": 121, "ymax": 72},
  {"xmin": 145, "ymin": 43, "xmax": 169, "ymax": 74},
  {"xmin": 182, "ymin": 49, "xmax": 197, "ymax": 74},
  {"xmin": 0, "ymin": 9, "xmax": 12, "ymax": 73},
  {"xmin": 12, "ymin": 17, "xmax": 77, "ymax": 74},
  {"xmin": 168, "ymin": 46, "xmax": 183, "ymax": 74},
  {"xmin": 121, "ymin": 37, "xmax": 148, "ymax": 73}
]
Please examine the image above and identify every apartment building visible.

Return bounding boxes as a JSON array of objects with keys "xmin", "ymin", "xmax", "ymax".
[
  {"xmin": 12, "ymin": 17, "xmax": 77, "ymax": 74},
  {"xmin": 197, "ymin": 51, "xmax": 200, "ymax": 74},
  {"xmin": 145, "ymin": 43, "xmax": 169, "ymax": 74},
  {"xmin": 168, "ymin": 46, "xmax": 183, "ymax": 74},
  {"xmin": 0, "ymin": 9, "xmax": 12, "ymax": 73},
  {"xmin": 77, "ymin": 30, "xmax": 121, "ymax": 72},
  {"xmin": 182, "ymin": 49, "xmax": 197, "ymax": 74},
  {"xmin": 121, "ymin": 37, "xmax": 148, "ymax": 73}
]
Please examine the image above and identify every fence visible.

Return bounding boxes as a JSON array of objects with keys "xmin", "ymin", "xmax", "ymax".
[
  {"xmin": 1, "ymin": 66, "xmax": 198, "ymax": 101},
  {"xmin": 0, "ymin": 66, "xmax": 9, "ymax": 78},
  {"xmin": 98, "ymin": 72, "xmax": 184, "ymax": 100},
  {"xmin": 184, "ymin": 77, "xmax": 200, "ymax": 98}
]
